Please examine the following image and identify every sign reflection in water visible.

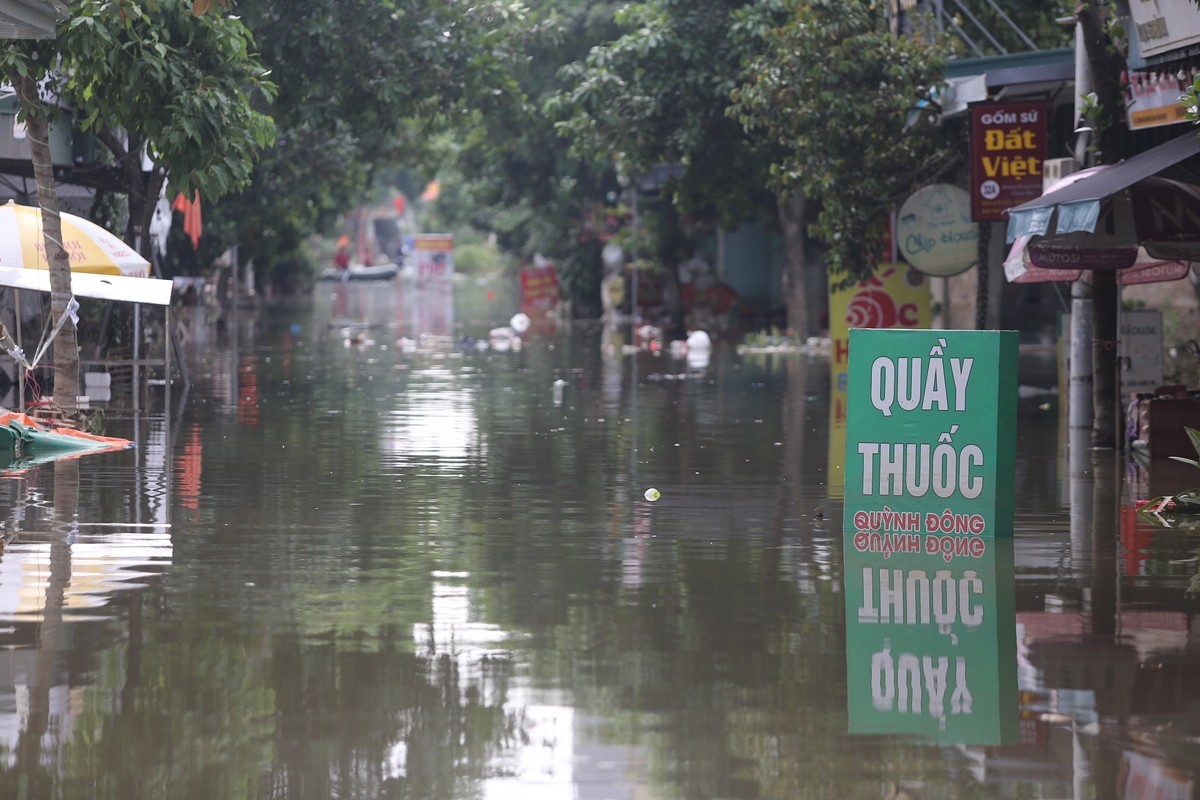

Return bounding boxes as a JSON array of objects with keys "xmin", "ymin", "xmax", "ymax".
[
  {"xmin": 843, "ymin": 535, "xmax": 1018, "ymax": 745},
  {"xmin": 405, "ymin": 284, "xmax": 455, "ymax": 341}
]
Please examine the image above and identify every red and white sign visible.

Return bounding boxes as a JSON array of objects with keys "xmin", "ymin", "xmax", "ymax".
[
  {"xmin": 519, "ymin": 265, "xmax": 560, "ymax": 314},
  {"xmin": 411, "ymin": 234, "xmax": 454, "ymax": 286}
]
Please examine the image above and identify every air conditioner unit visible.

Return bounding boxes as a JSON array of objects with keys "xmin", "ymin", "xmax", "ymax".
[{"xmin": 1043, "ymin": 158, "xmax": 1078, "ymax": 192}]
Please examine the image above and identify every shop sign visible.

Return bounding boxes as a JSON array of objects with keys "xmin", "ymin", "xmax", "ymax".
[
  {"xmin": 1129, "ymin": 1, "xmax": 1200, "ymax": 59},
  {"xmin": 1126, "ymin": 71, "xmax": 1190, "ymax": 131},
  {"xmin": 412, "ymin": 234, "xmax": 455, "ymax": 286},
  {"xmin": 843, "ymin": 537, "xmax": 1018, "ymax": 744},
  {"xmin": 1121, "ymin": 309, "xmax": 1163, "ymax": 393},
  {"xmin": 970, "ymin": 101, "xmax": 1047, "ymax": 222},
  {"xmin": 843, "ymin": 329, "xmax": 1018, "ymax": 539},
  {"xmin": 897, "ymin": 185, "xmax": 977, "ymax": 276},
  {"xmin": 519, "ymin": 264, "xmax": 560, "ymax": 313},
  {"xmin": 827, "ymin": 265, "xmax": 931, "ymax": 499}
]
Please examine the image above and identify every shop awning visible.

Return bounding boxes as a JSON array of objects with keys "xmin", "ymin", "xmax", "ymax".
[{"xmin": 1006, "ymin": 131, "xmax": 1200, "ymax": 242}]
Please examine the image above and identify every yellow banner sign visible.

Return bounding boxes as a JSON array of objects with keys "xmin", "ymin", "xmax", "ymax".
[{"xmin": 828, "ymin": 264, "xmax": 932, "ymax": 499}]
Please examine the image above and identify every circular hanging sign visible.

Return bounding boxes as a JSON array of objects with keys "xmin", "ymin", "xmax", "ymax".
[{"xmin": 896, "ymin": 184, "xmax": 977, "ymax": 277}]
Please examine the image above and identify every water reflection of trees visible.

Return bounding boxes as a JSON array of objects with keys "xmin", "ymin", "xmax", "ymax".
[
  {"xmin": 17, "ymin": 616, "xmax": 520, "ymax": 799},
  {"xmin": 267, "ymin": 634, "xmax": 518, "ymax": 799}
]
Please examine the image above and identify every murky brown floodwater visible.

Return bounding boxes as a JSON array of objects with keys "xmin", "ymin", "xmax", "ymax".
[{"xmin": 0, "ymin": 277, "xmax": 1197, "ymax": 799}]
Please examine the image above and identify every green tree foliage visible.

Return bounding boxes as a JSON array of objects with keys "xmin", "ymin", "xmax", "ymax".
[
  {"xmin": 65, "ymin": 1, "xmax": 276, "ymax": 252},
  {"xmin": 421, "ymin": 1, "xmax": 628, "ymax": 314},
  {"xmin": 551, "ymin": 0, "xmax": 785, "ymax": 225},
  {"xmin": 530, "ymin": 1, "xmax": 793, "ymax": 318},
  {"xmin": 197, "ymin": 0, "xmax": 529, "ymax": 284},
  {"xmin": 729, "ymin": 0, "xmax": 951, "ymax": 284}
]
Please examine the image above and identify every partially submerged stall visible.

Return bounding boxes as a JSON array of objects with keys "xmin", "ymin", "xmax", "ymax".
[{"xmin": 0, "ymin": 266, "xmax": 174, "ymax": 413}]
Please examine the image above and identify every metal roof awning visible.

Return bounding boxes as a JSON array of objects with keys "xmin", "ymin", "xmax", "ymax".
[
  {"xmin": 0, "ymin": 266, "xmax": 172, "ymax": 305},
  {"xmin": 0, "ymin": 159, "xmax": 127, "ymax": 194},
  {"xmin": 944, "ymin": 48, "xmax": 1075, "ymax": 81},
  {"xmin": 939, "ymin": 49, "xmax": 1075, "ymax": 117},
  {"xmin": 0, "ymin": 0, "xmax": 66, "ymax": 40},
  {"xmin": 1006, "ymin": 132, "xmax": 1200, "ymax": 243}
]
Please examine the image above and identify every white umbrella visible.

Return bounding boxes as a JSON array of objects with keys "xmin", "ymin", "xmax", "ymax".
[{"xmin": 0, "ymin": 200, "xmax": 150, "ymax": 277}]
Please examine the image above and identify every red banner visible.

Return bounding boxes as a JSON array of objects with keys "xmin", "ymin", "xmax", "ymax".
[
  {"xmin": 970, "ymin": 101, "xmax": 1048, "ymax": 222},
  {"xmin": 519, "ymin": 265, "xmax": 560, "ymax": 313}
]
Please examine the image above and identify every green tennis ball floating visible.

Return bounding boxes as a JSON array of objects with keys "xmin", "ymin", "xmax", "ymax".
[{"xmin": 644, "ymin": 488, "xmax": 661, "ymax": 502}]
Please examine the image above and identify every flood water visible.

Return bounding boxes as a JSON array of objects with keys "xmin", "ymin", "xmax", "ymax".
[{"xmin": 1, "ymin": 277, "xmax": 1197, "ymax": 799}]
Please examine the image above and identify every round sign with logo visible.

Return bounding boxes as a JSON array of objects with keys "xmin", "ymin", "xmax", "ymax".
[{"xmin": 896, "ymin": 184, "xmax": 977, "ymax": 277}]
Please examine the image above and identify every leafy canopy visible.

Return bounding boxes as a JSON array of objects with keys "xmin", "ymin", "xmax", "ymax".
[
  {"xmin": 422, "ymin": 1, "xmax": 628, "ymax": 312},
  {"xmin": 200, "ymin": 0, "xmax": 532, "ymax": 279},
  {"xmin": 549, "ymin": 0, "xmax": 788, "ymax": 226},
  {"xmin": 58, "ymin": 0, "xmax": 276, "ymax": 201},
  {"xmin": 729, "ymin": 0, "xmax": 951, "ymax": 283}
]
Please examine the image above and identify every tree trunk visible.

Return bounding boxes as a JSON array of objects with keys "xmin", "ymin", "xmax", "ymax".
[
  {"xmin": 1077, "ymin": 0, "xmax": 1126, "ymax": 450},
  {"xmin": 98, "ymin": 128, "xmax": 166, "ymax": 262},
  {"xmin": 130, "ymin": 163, "xmax": 167, "ymax": 264},
  {"xmin": 778, "ymin": 192, "xmax": 812, "ymax": 339},
  {"xmin": 16, "ymin": 460, "xmax": 76, "ymax": 773},
  {"xmin": 13, "ymin": 74, "xmax": 78, "ymax": 417}
]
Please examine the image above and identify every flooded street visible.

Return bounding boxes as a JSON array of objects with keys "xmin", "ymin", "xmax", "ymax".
[{"xmin": 1, "ymin": 278, "xmax": 1197, "ymax": 799}]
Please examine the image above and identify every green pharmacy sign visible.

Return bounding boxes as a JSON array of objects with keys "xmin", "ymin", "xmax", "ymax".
[
  {"xmin": 842, "ymin": 329, "xmax": 1019, "ymax": 744},
  {"xmin": 843, "ymin": 329, "xmax": 1018, "ymax": 543},
  {"xmin": 843, "ymin": 537, "xmax": 1018, "ymax": 745}
]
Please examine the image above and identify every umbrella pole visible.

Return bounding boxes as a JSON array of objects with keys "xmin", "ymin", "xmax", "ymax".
[
  {"xmin": 15, "ymin": 290, "xmax": 21, "ymax": 414},
  {"xmin": 133, "ymin": 303, "xmax": 141, "ymax": 414},
  {"xmin": 134, "ymin": 234, "xmax": 142, "ymax": 414},
  {"xmin": 165, "ymin": 305, "xmax": 171, "ymax": 417},
  {"xmin": 152, "ymin": 247, "xmax": 189, "ymax": 392}
]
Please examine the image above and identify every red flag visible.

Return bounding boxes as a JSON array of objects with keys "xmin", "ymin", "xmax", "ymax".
[{"xmin": 173, "ymin": 191, "xmax": 202, "ymax": 250}]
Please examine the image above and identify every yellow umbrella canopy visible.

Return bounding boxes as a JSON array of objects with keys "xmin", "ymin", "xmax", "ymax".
[{"xmin": 0, "ymin": 200, "xmax": 150, "ymax": 277}]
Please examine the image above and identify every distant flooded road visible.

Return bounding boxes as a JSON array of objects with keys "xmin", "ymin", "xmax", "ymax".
[{"xmin": 0, "ymin": 278, "xmax": 1196, "ymax": 799}]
